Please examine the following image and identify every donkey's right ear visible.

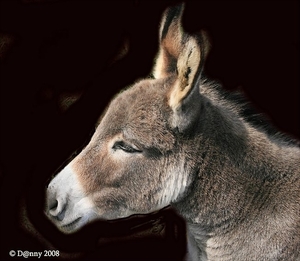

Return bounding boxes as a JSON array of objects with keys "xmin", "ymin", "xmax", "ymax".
[{"xmin": 152, "ymin": 4, "xmax": 185, "ymax": 79}]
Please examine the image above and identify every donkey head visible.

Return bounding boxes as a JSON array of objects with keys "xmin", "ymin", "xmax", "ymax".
[{"xmin": 46, "ymin": 4, "xmax": 210, "ymax": 233}]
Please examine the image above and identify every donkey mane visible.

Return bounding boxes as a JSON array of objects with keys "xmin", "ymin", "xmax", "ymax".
[{"xmin": 200, "ymin": 76, "xmax": 300, "ymax": 148}]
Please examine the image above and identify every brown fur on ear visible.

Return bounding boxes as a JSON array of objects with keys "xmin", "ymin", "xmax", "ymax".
[
  {"xmin": 153, "ymin": 4, "xmax": 211, "ymax": 111},
  {"xmin": 152, "ymin": 3, "xmax": 185, "ymax": 79},
  {"xmin": 153, "ymin": 4, "xmax": 211, "ymax": 133}
]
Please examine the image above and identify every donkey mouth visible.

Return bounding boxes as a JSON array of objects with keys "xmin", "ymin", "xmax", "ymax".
[{"xmin": 61, "ymin": 217, "xmax": 82, "ymax": 230}]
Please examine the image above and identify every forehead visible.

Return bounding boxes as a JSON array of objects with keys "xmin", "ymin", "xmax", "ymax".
[{"xmin": 97, "ymin": 77, "xmax": 174, "ymax": 147}]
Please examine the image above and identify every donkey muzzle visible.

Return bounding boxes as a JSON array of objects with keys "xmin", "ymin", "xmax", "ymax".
[{"xmin": 46, "ymin": 165, "xmax": 97, "ymax": 233}]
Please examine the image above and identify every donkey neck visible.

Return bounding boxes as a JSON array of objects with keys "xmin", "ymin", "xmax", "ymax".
[{"xmin": 172, "ymin": 97, "xmax": 299, "ymax": 260}]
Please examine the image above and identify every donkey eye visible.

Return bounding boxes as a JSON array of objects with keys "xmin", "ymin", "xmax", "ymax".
[{"xmin": 112, "ymin": 141, "xmax": 142, "ymax": 153}]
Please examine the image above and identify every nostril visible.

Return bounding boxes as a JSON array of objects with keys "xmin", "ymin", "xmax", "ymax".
[
  {"xmin": 48, "ymin": 197, "xmax": 66, "ymax": 221},
  {"xmin": 49, "ymin": 200, "xmax": 58, "ymax": 211}
]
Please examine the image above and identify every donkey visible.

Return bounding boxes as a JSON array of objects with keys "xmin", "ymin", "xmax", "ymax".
[{"xmin": 46, "ymin": 4, "xmax": 300, "ymax": 261}]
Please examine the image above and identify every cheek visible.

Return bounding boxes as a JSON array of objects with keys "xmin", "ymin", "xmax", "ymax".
[
  {"xmin": 114, "ymin": 159, "xmax": 169, "ymax": 211},
  {"xmin": 91, "ymin": 187, "xmax": 131, "ymax": 219}
]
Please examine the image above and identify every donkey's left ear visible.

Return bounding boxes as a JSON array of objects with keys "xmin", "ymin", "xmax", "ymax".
[{"xmin": 153, "ymin": 4, "xmax": 211, "ymax": 133}]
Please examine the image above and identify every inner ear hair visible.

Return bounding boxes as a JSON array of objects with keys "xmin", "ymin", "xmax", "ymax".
[{"xmin": 169, "ymin": 36, "xmax": 201, "ymax": 111}]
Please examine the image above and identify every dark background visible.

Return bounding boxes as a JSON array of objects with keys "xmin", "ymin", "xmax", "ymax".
[{"xmin": 1, "ymin": 1, "xmax": 299, "ymax": 260}]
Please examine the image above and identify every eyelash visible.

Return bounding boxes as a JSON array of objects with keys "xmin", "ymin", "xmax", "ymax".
[{"xmin": 112, "ymin": 141, "xmax": 142, "ymax": 153}]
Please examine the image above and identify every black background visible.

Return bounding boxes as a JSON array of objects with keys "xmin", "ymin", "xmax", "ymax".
[{"xmin": 1, "ymin": 1, "xmax": 299, "ymax": 260}]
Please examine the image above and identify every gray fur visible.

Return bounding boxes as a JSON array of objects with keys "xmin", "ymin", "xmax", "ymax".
[{"xmin": 46, "ymin": 4, "xmax": 300, "ymax": 261}]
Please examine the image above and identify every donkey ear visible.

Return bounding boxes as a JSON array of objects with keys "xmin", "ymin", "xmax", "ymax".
[
  {"xmin": 171, "ymin": 32, "xmax": 211, "ymax": 133},
  {"xmin": 153, "ymin": 4, "xmax": 185, "ymax": 79},
  {"xmin": 153, "ymin": 4, "xmax": 211, "ymax": 133}
]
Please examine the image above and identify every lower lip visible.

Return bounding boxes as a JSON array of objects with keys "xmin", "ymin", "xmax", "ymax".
[{"xmin": 62, "ymin": 217, "xmax": 82, "ymax": 229}]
